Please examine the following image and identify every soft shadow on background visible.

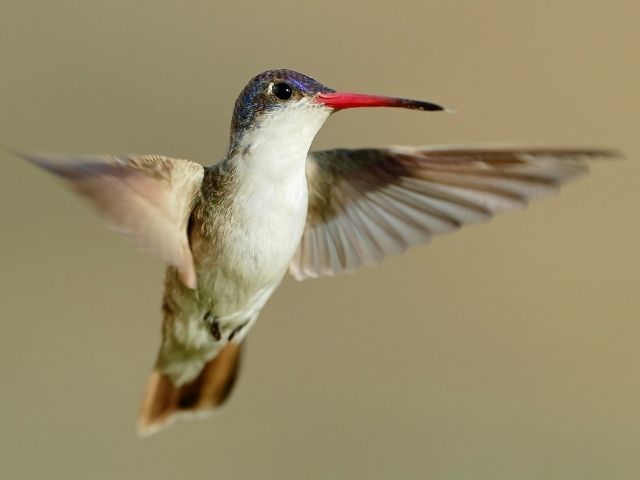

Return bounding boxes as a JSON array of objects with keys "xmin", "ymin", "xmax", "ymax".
[{"xmin": 1, "ymin": 1, "xmax": 638, "ymax": 478}]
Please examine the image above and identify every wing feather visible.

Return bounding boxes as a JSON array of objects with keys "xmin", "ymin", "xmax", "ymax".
[
  {"xmin": 291, "ymin": 145, "xmax": 617, "ymax": 279},
  {"xmin": 20, "ymin": 152, "xmax": 204, "ymax": 288}
]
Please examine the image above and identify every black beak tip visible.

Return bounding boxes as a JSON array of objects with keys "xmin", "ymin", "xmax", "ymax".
[{"xmin": 418, "ymin": 101, "xmax": 445, "ymax": 112}]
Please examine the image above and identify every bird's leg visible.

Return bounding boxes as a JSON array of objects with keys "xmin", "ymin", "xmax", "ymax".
[{"xmin": 203, "ymin": 312, "xmax": 221, "ymax": 341}]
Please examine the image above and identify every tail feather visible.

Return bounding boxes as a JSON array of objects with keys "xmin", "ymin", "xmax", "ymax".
[{"xmin": 137, "ymin": 342, "xmax": 243, "ymax": 436}]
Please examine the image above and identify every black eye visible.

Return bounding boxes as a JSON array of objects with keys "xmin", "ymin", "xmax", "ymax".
[{"xmin": 272, "ymin": 82, "xmax": 293, "ymax": 100}]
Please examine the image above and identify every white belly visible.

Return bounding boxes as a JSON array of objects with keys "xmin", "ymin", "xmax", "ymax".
[{"xmin": 173, "ymin": 165, "xmax": 309, "ymax": 333}]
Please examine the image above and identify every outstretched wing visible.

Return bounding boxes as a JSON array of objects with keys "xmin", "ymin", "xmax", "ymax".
[
  {"xmin": 290, "ymin": 145, "xmax": 617, "ymax": 280},
  {"xmin": 20, "ymin": 152, "xmax": 204, "ymax": 288}
]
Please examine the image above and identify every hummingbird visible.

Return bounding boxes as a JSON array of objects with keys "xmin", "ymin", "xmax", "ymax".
[{"xmin": 18, "ymin": 69, "xmax": 615, "ymax": 435}]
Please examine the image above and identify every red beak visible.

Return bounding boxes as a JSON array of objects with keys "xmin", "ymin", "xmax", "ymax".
[{"xmin": 315, "ymin": 91, "xmax": 445, "ymax": 112}]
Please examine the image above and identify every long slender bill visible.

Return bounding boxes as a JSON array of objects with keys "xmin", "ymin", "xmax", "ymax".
[{"xmin": 315, "ymin": 91, "xmax": 445, "ymax": 111}]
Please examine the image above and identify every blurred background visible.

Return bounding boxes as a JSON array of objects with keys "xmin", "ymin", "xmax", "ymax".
[{"xmin": 1, "ymin": 1, "xmax": 638, "ymax": 478}]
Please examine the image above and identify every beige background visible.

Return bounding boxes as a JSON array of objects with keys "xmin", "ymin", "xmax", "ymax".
[{"xmin": 1, "ymin": 1, "xmax": 638, "ymax": 478}]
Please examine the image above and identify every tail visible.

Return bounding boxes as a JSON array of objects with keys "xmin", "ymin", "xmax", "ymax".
[{"xmin": 137, "ymin": 342, "xmax": 243, "ymax": 436}]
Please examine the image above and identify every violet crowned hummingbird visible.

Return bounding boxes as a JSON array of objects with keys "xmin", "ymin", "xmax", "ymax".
[{"xmin": 19, "ymin": 69, "xmax": 615, "ymax": 435}]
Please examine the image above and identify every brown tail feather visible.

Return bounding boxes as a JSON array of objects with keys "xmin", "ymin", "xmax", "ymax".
[{"xmin": 137, "ymin": 342, "xmax": 243, "ymax": 436}]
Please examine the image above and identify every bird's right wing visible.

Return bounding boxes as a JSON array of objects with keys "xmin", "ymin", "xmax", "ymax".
[
  {"xmin": 19, "ymin": 152, "xmax": 204, "ymax": 288},
  {"xmin": 291, "ymin": 145, "xmax": 617, "ymax": 280}
]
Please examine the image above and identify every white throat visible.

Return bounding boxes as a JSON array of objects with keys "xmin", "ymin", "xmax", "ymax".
[
  {"xmin": 230, "ymin": 100, "xmax": 331, "ymax": 181},
  {"xmin": 218, "ymin": 100, "xmax": 331, "ymax": 284}
]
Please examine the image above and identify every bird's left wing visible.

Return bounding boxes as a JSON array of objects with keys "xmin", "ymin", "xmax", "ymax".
[
  {"xmin": 290, "ymin": 146, "xmax": 616, "ymax": 280},
  {"xmin": 20, "ymin": 152, "xmax": 204, "ymax": 288}
]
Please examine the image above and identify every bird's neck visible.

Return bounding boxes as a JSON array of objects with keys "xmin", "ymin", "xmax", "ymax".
[
  {"xmin": 208, "ymin": 113, "xmax": 329, "ymax": 270},
  {"xmin": 225, "ymin": 106, "xmax": 330, "ymax": 183}
]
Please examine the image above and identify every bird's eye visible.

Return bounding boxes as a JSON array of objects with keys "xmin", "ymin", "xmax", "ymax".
[{"xmin": 272, "ymin": 82, "xmax": 293, "ymax": 100}]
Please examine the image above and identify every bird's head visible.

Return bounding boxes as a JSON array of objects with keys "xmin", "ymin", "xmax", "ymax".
[{"xmin": 228, "ymin": 69, "xmax": 445, "ymax": 157}]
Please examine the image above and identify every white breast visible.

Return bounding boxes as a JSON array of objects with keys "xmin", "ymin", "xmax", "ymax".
[{"xmin": 227, "ymin": 165, "xmax": 309, "ymax": 283}]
